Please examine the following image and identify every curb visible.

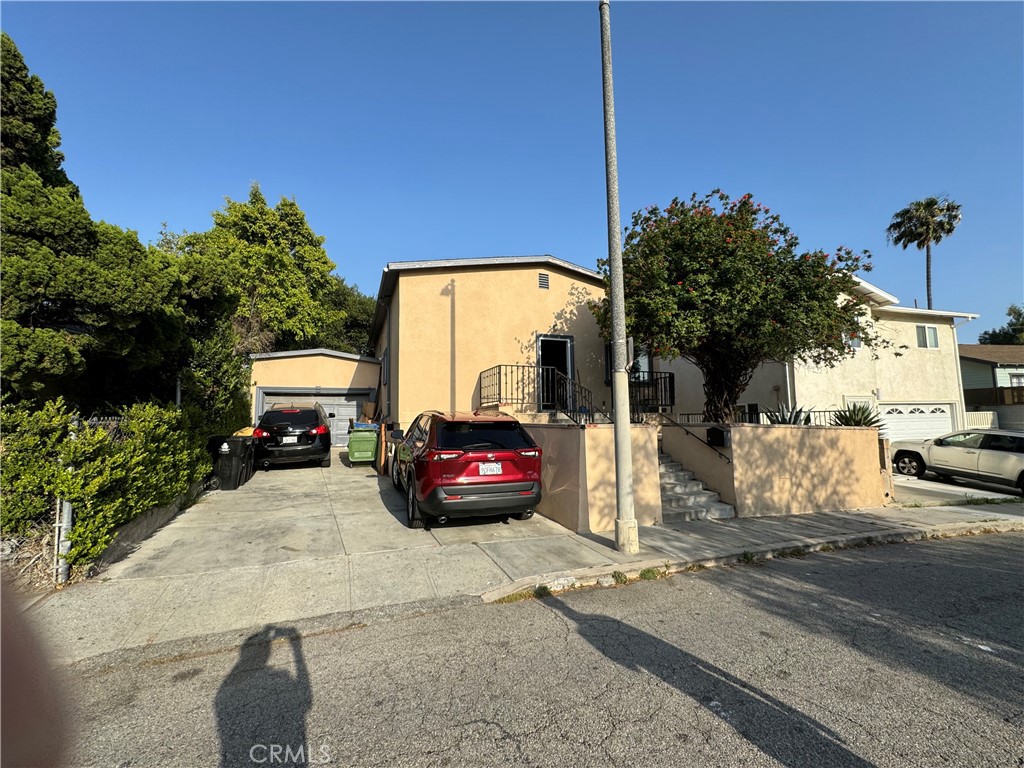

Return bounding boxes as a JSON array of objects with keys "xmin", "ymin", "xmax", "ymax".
[{"xmin": 478, "ymin": 519, "xmax": 1024, "ymax": 603}]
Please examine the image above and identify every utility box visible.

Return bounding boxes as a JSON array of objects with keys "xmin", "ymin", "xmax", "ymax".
[
  {"xmin": 706, "ymin": 426, "xmax": 731, "ymax": 448},
  {"xmin": 348, "ymin": 425, "xmax": 379, "ymax": 464}
]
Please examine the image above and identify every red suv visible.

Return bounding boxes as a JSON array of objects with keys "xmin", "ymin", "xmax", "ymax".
[{"xmin": 389, "ymin": 411, "xmax": 542, "ymax": 528}]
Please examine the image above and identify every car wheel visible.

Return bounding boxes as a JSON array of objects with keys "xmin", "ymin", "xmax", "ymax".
[
  {"xmin": 406, "ymin": 475, "xmax": 424, "ymax": 529},
  {"xmin": 391, "ymin": 453, "xmax": 402, "ymax": 491},
  {"xmin": 512, "ymin": 510, "xmax": 534, "ymax": 521},
  {"xmin": 1017, "ymin": 474, "xmax": 1024, "ymax": 497},
  {"xmin": 895, "ymin": 452, "xmax": 926, "ymax": 478}
]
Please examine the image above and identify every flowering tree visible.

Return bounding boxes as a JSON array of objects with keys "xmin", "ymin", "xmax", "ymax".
[{"xmin": 593, "ymin": 190, "xmax": 885, "ymax": 423}]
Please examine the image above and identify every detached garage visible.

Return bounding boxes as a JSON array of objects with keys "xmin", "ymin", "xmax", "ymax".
[{"xmin": 250, "ymin": 349, "xmax": 380, "ymax": 447}]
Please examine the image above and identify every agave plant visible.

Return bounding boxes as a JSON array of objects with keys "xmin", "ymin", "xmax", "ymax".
[
  {"xmin": 831, "ymin": 402, "xmax": 883, "ymax": 428},
  {"xmin": 765, "ymin": 404, "xmax": 813, "ymax": 425}
]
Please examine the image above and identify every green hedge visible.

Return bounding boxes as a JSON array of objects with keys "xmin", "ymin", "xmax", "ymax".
[{"xmin": 0, "ymin": 398, "xmax": 209, "ymax": 564}]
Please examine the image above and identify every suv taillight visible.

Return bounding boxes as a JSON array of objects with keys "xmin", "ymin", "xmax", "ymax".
[
  {"xmin": 309, "ymin": 425, "xmax": 329, "ymax": 435},
  {"xmin": 428, "ymin": 450, "xmax": 464, "ymax": 461},
  {"xmin": 253, "ymin": 428, "xmax": 270, "ymax": 438},
  {"xmin": 517, "ymin": 448, "xmax": 541, "ymax": 458}
]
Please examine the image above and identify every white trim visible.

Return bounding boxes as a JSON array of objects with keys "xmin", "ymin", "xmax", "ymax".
[{"xmin": 250, "ymin": 348, "xmax": 381, "ymax": 364}]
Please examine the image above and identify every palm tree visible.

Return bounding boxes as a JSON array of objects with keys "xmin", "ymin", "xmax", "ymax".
[{"xmin": 885, "ymin": 196, "xmax": 962, "ymax": 309}]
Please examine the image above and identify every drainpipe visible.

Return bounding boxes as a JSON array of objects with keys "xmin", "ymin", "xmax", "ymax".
[{"xmin": 951, "ymin": 317, "xmax": 973, "ymax": 429}]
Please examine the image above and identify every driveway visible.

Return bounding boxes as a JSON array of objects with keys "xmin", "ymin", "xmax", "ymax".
[{"xmin": 33, "ymin": 455, "xmax": 633, "ymax": 662}]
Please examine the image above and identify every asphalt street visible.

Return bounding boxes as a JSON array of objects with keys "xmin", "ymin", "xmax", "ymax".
[{"xmin": 52, "ymin": 533, "xmax": 1023, "ymax": 768}]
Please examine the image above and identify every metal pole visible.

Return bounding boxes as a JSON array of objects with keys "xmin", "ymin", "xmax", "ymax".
[
  {"xmin": 599, "ymin": 0, "xmax": 638, "ymax": 554},
  {"xmin": 55, "ymin": 418, "xmax": 77, "ymax": 584}
]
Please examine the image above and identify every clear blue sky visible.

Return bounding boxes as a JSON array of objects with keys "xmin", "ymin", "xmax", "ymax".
[{"xmin": 4, "ymin": 1, "xmax": 1021, "ymax": 342}]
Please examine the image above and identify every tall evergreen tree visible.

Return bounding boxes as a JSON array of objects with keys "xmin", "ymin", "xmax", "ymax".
[{"xmin": 1, "ymin": 33, "xmax": 184, "ymax": 409}]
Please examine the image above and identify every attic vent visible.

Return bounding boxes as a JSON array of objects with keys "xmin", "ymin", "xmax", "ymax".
[{"xmin": 538, "ymin": 272, "xmax": 550, "ymax": 289}]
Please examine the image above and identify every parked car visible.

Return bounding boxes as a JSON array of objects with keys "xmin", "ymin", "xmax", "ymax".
[
  {"xmin": 253, "ymin": 403, "xmax": 334, "ymax": 469},
  {"xmin": 388, "ymin": 410, "xmax": 542, "ymax": 528},
  {"xmin": 891, "ymin": 428, "xmax": 1024, "ymax": 493}
]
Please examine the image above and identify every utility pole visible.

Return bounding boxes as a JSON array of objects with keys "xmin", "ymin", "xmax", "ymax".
[{"xmin": 599, "ymin": 0, "xmax": 638, "ymax": 554}]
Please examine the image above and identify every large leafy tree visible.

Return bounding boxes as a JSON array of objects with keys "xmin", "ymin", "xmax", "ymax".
[
  {"xmin": 307, "ymin": 275, "xmax": 376, "ymax": 355},
  {"xmin": 595, "ymin": 190, "xmax": 884, "ymax": 423},
  {"xmin": 978, "ymin": 304, "xmax": 1024, "ymax": 345},
  {"xmin": 180, "ymin": 184, "xmax": 341, "ymax": 354},
  {"xmin": 885, "ymin": 196, "xmax": 961, "ymax": 310},
  {"xmin": 1, "ymin": 34, "xmax": 185, "ymax": 409}
]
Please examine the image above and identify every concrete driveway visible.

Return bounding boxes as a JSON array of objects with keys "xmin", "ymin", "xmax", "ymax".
[{"xmin": 102, "ymin": 454, "xmax": 613, "ymax": 583}]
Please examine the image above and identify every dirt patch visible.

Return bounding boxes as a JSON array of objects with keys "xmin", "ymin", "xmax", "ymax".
[{"xmin": 1, "ymin": 528, "xmax": 86, "ymax": 597}]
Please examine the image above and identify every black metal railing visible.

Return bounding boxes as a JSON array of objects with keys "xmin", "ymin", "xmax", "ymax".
[
  {"xmin": 674, "ymin": 409, "xmax": 849, "ymax": 426},
  {"xmin": 628, "ymin": 371, "xmax": 674, "ymax": 422},
  {"xmin": 479, "ymin": 364, "xmax": 607, "ymax": 425},
  {"xmin": 659, "ymin": 412, "xmax": 732, "ymax": 464}
]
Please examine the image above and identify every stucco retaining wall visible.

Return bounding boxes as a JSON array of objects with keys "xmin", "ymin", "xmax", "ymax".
[
  {"xmin": 525, "ymin": 423, "xmax": 661, "ymax": 533},
  {"xmin": 662, "ymin": 423, "xmax": 887, "ymax": 516}
]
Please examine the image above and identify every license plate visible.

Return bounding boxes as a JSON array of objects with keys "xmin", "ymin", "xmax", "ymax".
[
  {"xmin": 281, "ymin": 436, "xmax": 298, "ymax": 445},
  {"xmin": 479, "ymin": 462, "xmax": 502, "ymax": 476}
]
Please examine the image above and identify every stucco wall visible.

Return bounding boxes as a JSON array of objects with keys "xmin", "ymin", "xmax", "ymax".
[
  {"xmin": 250, "ymin": 354, "xmax": 380, "ymax": 407},
  {"xmin": 661, "ymin": 423, "xmax": 885, "ymax": 516},
  {"xmin": 392, "ymin": 265, "xmax": 611, "ymax": 430},
  {"xmin": 524, "ymin": 424, "xmax": 661, "ymax": 534}
]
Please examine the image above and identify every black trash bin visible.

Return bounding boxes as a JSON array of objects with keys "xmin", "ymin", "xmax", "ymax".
[{"xmin": 211, "ymin": 436, "xmax": 254, "ymax": 491}]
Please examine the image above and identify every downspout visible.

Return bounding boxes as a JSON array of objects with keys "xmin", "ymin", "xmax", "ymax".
[
  {"xmin": 783, "ymin": 361, "xmax": 795, "ymax": 409},
  {"xmin": 952, "ymin": 317, "xmax": 973, "ymax": 429}
]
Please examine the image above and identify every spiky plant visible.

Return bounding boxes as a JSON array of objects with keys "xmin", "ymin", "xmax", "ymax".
[
  {"xmin": 765, "ymin": 404, "xmax": 813, "ymax": 425},
  {"xmin": 831, "ymin": 402, "xmax": 883, "ymax": 427}
]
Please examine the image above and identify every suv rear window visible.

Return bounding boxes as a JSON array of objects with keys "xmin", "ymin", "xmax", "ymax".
[
  {"xmin": 437, "ymin": 422, "xmax": 535, "ymax": 450},
  {"xmin": 260, "ymin": 409, "xmax": 319, "ymax": 428}
]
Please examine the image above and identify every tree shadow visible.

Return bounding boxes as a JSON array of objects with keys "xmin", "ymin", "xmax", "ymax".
[
  {"xmin": 543, "ymin": 598, "xmax": 875, "ymax": 767},
  {"xmin": 214, "ymin": 625, "xmax": 312, "ymax": 767}
]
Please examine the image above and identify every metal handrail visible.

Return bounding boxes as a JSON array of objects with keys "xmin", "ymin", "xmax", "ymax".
[
  {"xmin": 658, "ymin": 412, "xmax": 732, "ymax": 465},
  {"xmin": 478, "ymin": 364, "xmax": 606, "ymax": 426}
]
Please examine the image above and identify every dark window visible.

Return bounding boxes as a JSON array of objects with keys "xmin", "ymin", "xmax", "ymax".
[
  {"xmin": 259, "ymin": 409, "xmax": 319, "ymax": 428},
  {"xmin": 437, "ymin": 422, "xmax": 535, "ymax": 450}
]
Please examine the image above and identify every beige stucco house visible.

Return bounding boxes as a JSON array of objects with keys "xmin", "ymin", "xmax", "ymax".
[
  {"xmin": 368, "ymin": 255, "xmax": 616, "ymax": 431},
  {"xmin": 657, "ymin": 278, "xmax": 978, "ymax": 440}
]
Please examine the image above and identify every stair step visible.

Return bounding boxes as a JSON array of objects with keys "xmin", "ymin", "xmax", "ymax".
[
  {"xmin": 659, "ymin": 469, "xmax": 694, "ymax": 484},
  {"xmin": 661, "ymin": 479, "xmax": 705, "ymax": 494},
  {"xmin": 662, "ymin": 490, "xmax": 721, "ymax": 508},
  {"xmin": 659, "ymin": 461, "xmax": 684, "ymax": 473},
  {"xmin": 662, "ymin": 502, "xmax": 735, "ymax": 522}
]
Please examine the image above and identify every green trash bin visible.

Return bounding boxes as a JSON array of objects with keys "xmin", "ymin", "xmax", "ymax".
[{"xmin": 348, "ymin": 425, "xmax": 379, "ymax": 464}]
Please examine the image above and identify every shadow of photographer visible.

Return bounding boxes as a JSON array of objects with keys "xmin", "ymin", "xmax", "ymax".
[{"xmin": 214, "ymin": 625, "xmax": 313, "ymax": 767}]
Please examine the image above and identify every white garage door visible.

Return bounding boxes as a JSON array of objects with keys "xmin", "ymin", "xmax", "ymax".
[
  {"xmin": 259, "ymin": 391, "xmax": 364, "ymax": 447},
  {"xmin": 880, "ymin": 404, "xmax": 954, "ymax": 442}
]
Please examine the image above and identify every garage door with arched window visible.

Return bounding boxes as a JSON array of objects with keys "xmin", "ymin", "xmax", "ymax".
[{"xmin": 880, "ymin": 404, "xmax": 954, "ymax": 441}]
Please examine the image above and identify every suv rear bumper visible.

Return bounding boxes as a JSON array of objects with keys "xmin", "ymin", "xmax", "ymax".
[
  {"xmin": 419, "ymin": 482, "xmax": 541, "ymax": 517},
  {"xmin": 256, "ymin": 439, "xmax": 331, "ymax": 465}
]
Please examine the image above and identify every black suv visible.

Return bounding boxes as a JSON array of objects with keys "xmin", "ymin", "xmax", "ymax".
[{"xmin": 253, "ymin": 403, "xmax": 334, "ymax": 469}]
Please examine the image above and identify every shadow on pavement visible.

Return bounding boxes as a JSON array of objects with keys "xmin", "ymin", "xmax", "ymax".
[
  {"xmin": 724, "ymin": 536, "xmax": 1024, "ymax": 713},
  {"xmin": 214, "ymin": 625, "xmax": 312, "ymax": 767},
  {"xmin": 543, "ymin": 598, "xmax": 874, "ymax": 767}
]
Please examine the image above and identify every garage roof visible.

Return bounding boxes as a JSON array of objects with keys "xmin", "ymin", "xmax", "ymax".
[{"xmin": 250, "ymin": 348, "xmax": 380, "ymax": 364}]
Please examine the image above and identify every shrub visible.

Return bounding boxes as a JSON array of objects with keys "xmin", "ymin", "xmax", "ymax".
[{"xmin": 0, "ymin": 398, "xmax": 209, "ymax": 565}]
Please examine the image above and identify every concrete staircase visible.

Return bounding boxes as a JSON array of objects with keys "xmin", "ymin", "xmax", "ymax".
[{"xmin": 658, "ymin": 450, "xmax": 735, "ymax": 523}]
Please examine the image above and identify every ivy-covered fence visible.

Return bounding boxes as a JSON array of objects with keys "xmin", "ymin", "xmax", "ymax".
[{"xmin": 0, "ymin": 398, "xmax": 210, "ymax": 566}]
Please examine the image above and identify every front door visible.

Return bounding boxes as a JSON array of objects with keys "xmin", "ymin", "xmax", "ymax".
[{"xmin": 538, "ymin": 335, "xmax": 573, "ymax": 411}]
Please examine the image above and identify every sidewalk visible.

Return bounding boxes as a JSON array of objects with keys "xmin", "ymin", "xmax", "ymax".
[{"xmin": 21, "ymin": 495, "xmax": 1021, "ymax": 666}]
